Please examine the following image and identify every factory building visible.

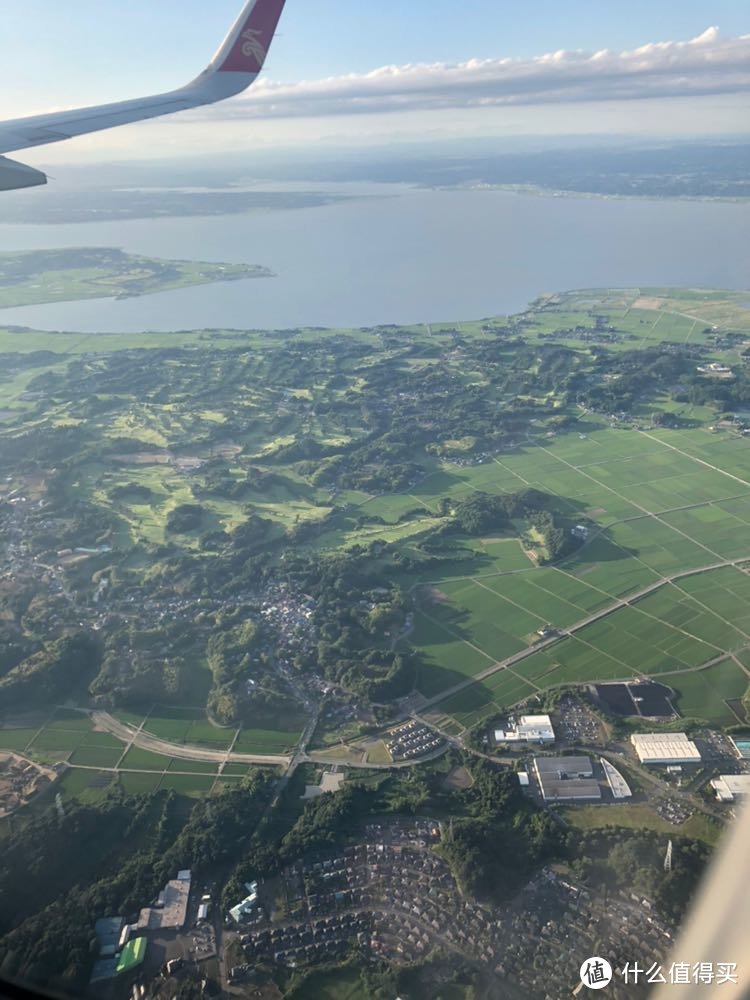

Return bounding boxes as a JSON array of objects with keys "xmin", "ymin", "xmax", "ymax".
[
  {"xmin": 631, "ymin": 732, "xmax": 701, "ymax": 765},
  {"xmin": 533, "ymin": 755, "xmax": 601, "ymax": 802},
  {"xmin": 494, "ymin": 714, "xmax": 555, "ymax": 744}
]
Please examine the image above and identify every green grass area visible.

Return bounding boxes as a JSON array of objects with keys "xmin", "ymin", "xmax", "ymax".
[
  {"xmin": 288, "ymin": 967, "xmax": 366, "ymax": 1000},
  {"xmin": 118, "ymin": 771, "xmax": 163, "ymax": 795},
  {"xmin": 118, "ymin": 747, "xmax": 170, "ymax": 771},
  {"xmin": 116, "ymin": 936, "xmax": 147, "ymax": 973},
  {"xmin": 0, "ymin": 728, "xmax": 40, "ymax": 751},
  {"xmin": 561, "ymin": 803, "xmax": 722, "ymax": 845},
  {"xmin": 670, "ymin": 659, "xmax": 749, "ymax": 725},
  {"xmin": 157, "ymin": 773, "xmax": 217, "ymax": 796},
  {"xmin": 68, "ymin": 746, "xmax": 124, "ymax": 768},
  {"xmin": 233, "ymin": 727, "xmax": 301, "ymax": 754},
  {"xmin": 212, "ymin": 777, "xmax": 244, "ymax": 793},
  {"xmin": 0, "ymin": 248, "xmax": 270, "ymax": 309}
]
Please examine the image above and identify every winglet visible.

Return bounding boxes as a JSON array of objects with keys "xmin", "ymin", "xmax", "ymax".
[
  {"xmin": 0, "ymin": 155, "xmax": 47, "ymax": 191},
  {"xmin": 209, "ymin": 0, "xmax": 287, "ymax": 76}
]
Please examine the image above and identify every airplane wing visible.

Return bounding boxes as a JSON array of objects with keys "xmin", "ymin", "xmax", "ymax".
[{"xmin": 0, "ymin": 0, "xmax": 287, "ymax": 191}]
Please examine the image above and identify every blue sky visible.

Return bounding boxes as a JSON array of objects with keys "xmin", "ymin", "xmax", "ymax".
[{"xmin": 3, "ymin": 0, "xmax": 749, "ymax": 163}]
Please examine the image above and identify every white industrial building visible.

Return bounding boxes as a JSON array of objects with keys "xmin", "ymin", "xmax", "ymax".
[
  {"xmin": 495, "ymin": 714, "xmax": 555, "ymax": 744},
  {"xmin": 710, "ymin": 774, "xmax": 750, "ymax": 802},
  {"xmin": 631, "ymin": 732, "xmax": 701, "ymax": 765}
]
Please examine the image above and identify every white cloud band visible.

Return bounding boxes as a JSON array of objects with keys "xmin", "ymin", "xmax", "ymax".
[{"xmin": 204, "ymin": 26, "xmax": 750, "ymax": 120}]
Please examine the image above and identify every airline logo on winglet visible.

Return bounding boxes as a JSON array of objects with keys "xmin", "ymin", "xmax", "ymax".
[
  {"xmin": 218, "ymin": 0, "xmax": 286, "ymax": 73},
  {"xmin": 241, "ymin": 28, "xmax": 268, "ymax": 65}
]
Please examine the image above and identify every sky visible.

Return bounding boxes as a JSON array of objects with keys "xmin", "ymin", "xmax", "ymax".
[{"xmin": 3, "ymin": 0, "xmax": 749, "ymax": 165}]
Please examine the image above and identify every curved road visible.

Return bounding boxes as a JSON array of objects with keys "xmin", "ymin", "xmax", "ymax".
[
  {"xmin": 92, "ymin": 711, "xmax": 292, "ymax": 767},
  {"xmin": 92, "ymin": 710, "xmax": 449, "ymax": 771}
]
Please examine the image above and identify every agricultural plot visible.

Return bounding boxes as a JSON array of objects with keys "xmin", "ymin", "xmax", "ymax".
[
  {"xmin": 10, "ymin": 711, "xmax": 124, "ymax": 763},
  {"xmin": 233, "ymin": 727, "xmax": 302, "ymax": 754},
  {"xmin": 68, "ymin": 746, "xmax": 124, "ymax": 769},
  {"xmin": 409, "ymin": 612, "xmax": 493, "ymax": 698},
  {"xmin": 118, "ymin": 772, "xmax": 163, "ymax": 795},
  {"xmin": 670, "ymin": 659, "xmax": 749, "ymax": 725},
  {"xmin": 410, "ymin": 408, "xmax": 750, "ymax": 704},
  {"xmin": 56, "ymin": 768, "xmax": 116, "ymax": 804},
  {"xmin": 166, "ymin": 759, "xmax": 220, "ymax": 774},
  {"xmin": 435, "ymin": 564, "xmax": 750, "ymax": 728},
  {"xmin": 156, "ymin": 774, "xmax": 217, "ymax": 797},
  {"xmin": 109, "ymin": 706, "xmax": 299, "ymax": 758},
  {"xmin": 646, "ymin": 429, "xmax": 750, "ymax": 484},
  {"xmin": 481, "ymin": 570, "xmax": 609, "ymax": 623},
  {"xmin": 0, "ymin": 727, "xmax": 43, "ymax": 752},
  {"xmin": 118, "ymin": 747, "xmax": 170, "ymax": 771},
  {"xmin": 433, "ymin": 580, "xmax": 534, "ymax": 659}
]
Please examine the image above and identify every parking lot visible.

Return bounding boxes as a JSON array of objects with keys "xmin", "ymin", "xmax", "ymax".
[{"xmin": 556, "ymin": 695, "xmax": 603, "ymax": 746}]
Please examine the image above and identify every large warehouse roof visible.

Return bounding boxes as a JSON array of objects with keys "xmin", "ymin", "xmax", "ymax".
[
  {"xmin": 537, "ymin": 778, "xmax": 602, "ymax": 801},
  {"xmin": 137, "ymin": 875, "xmax": 191, "ymax": 931},
  {"xmin": 534, "ymin": 756, "xmax": 592, "ymax": 777},
  {"xmin": 631, "ymin": 732, "xmax": 701, "ymax": 764},
  {"xmin": 533, "ymin": 755, "xmax": 601, "ymax": 801}
]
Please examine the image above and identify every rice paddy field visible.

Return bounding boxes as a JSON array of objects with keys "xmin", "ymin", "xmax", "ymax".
[
  {"xmin": 405, "ymin": 418, "xmax": 750, "ymax": 728},
  {"xmin": 0, "ymin": 705, "xmax": 279, "ymax": 804}
]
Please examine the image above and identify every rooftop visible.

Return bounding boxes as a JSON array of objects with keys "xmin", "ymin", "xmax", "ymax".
[
  {"xmin": 137, "ymin": 876, "xmax": 191, "ymax": 931},
  {"xmin": 116, "ymin": 937, "xmax": 147, "ymax": 974},
  {"xmin": 534, "ymin": 756, "xmax": 592, "ymax": 776},
  {"xmin": 533, "ymin": 756, "xmax": 600, "ymax": 802},
  {"xmin": 710, "ymin": 774, "xmax": 750, "ymax": 802},
  {"xmin": 631, "ymin": 733, "xmax": 701, "ymax": 763},
  {"xmin": 495, "ymin": 714, "xmax": 555, "ymax": 743}
]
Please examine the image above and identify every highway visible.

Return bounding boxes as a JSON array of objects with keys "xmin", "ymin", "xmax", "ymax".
[{"xmin": 92, "ymin": 711, "xmax": 292, "ymax": 768}]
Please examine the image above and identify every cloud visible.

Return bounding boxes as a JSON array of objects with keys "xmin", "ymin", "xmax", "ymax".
[{"xmin": 197, "ymin": 26, "xmax": 750, "ymax": 120}]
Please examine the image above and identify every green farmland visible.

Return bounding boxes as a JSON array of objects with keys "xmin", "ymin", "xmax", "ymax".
[{"xmin": 406, "ymin": 415, "xmax": 750, "ymax": 722}]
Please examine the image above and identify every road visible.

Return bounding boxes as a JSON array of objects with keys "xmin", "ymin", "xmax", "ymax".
[
  {"xmin": 91, "ymin": 709, "xmax": 450, "ymax": 771},
  {"xmin": 92, "ymin": 711, "xmax": 291, "ymax": 767}
]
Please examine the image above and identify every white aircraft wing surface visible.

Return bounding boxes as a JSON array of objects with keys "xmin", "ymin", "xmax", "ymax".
[{"xmin": 0, "ymin": 0, "xmax": 287, "ymax": 190}]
